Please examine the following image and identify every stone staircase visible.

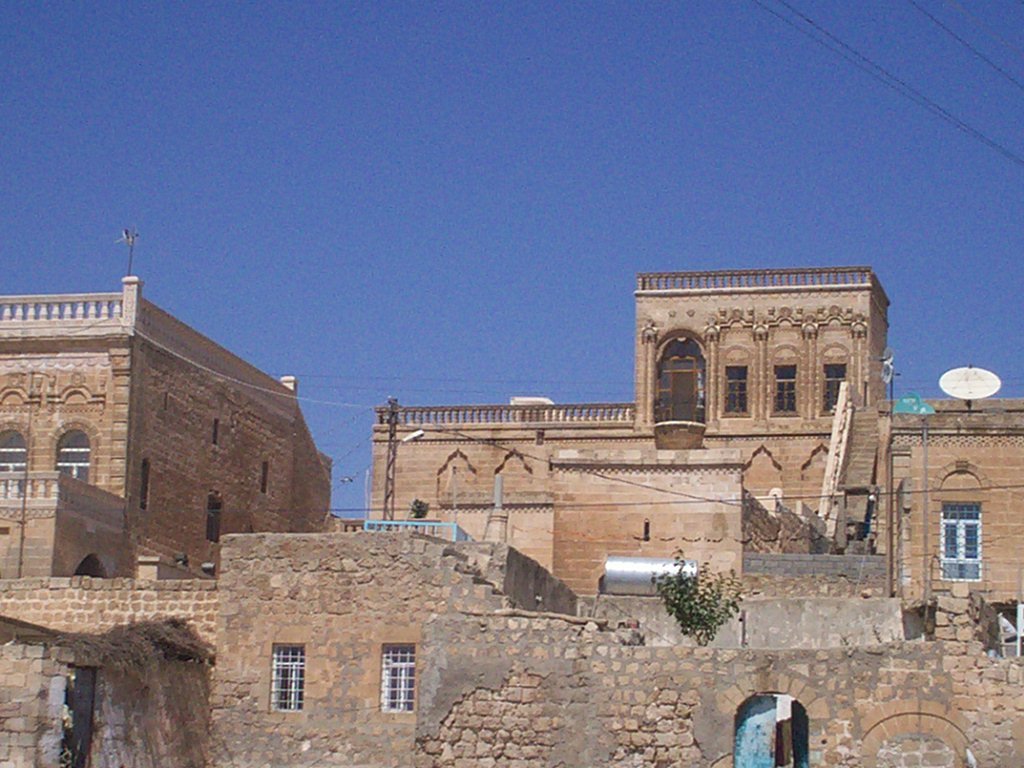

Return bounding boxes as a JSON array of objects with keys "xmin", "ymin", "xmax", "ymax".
[{"xmin": 840, "ymin": 407, "xmax": 879, "ymax": 534}]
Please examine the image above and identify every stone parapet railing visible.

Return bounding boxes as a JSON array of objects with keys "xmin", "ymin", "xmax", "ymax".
[
  {"xmin": 0, "ymin": 293, "xmax": 123, "ymax": 324},
  {"xmin": 376, "ymin": 402, "xmax": 636, "ymax": 427},
  {"xmin": 637, "ymin": 266, "xmax": 875, "ymax": 292},
  {"xmin": 0, "ymin": 472, "xmax": 124, "ymax": 527}
]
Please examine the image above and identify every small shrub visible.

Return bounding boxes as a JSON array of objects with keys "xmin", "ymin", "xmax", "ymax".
[
  {"xmin": 409, "ymin": 498, "xmax": 430, "ymax": 519},
  {"xmin": 656, "ymin": 554, "xmax": 743, "ymax": 646}
]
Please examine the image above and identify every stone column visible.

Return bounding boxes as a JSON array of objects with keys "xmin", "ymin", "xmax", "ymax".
[
  {"xmin": 802, "ymin": 322, "xmax": 819, "ymax": 419},
  {"xmin": 753, "ymin": 323, "xmax": 770, "ymax": 422},
  {"xmin": 703, "ymin": 323, "xmax": 720, "ymax": 425},
  {"xmin": 851, "ymin": 320, "xmax": 867, "ymax": 407},
  {"xmin": 637, "ymin": 321, "xmax": 658, "ymax": 427},
  {"xmin": 121, "ymin": 276, "xmax": 142, "ymax": 332}
]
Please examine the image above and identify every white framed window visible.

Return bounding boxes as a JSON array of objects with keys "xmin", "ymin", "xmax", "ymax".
[
  {"xmin": 271, "ymin": 644, "xmax": 305, "ymax": 711},
  {"xmin": 941, "ymin": 502, "xmax": 981, "ymax": 581},
  {"xmin": 56, "ymin": 430, "xmax": 90, "ymax": 482},
  {"xmin": 381, "ymin": 644, "xmax": 416, "ymax": 712}
]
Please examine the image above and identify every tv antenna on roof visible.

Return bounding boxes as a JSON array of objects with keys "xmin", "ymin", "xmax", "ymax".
[
  {"xmin": 939, "ymin": 365, "xmax": 1001, "ymax": 410},
  {"xmin": 117, "ymin": 227, "xmax": 139, "ymax": 276}
]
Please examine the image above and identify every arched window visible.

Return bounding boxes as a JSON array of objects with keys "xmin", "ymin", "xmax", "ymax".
[
  {"xmin": 0, "ymin": 431, "xmax": 27, "ymax": 472},
  {"xmin": 206, "ymin": 492, "xmax": 223, "ymax": 543},
  {"xmin": 656, "ymin": 338, "xmax": 705, "ymax": 423},
  {"xmin": 56, "ymin": 431, "xmax": 90, "ymax": 482}
]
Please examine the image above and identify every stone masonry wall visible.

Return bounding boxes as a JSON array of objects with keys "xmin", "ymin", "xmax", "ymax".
[
  {"xmin": 210, "ymin": 532, "xmax": 521, "ymax": 768},
  {"xmin": 0, "ymin": 577, "xmax": 218, "ymax": 642},
  {"xmin": 0, "ymin": 642, "xmax": 65, "ymax": 768},
  {"xmin": 742, "ymin": 552, "xmax": 886, "ymax": 597},
  {"xmin": 126, "ymin": 315, "xmax": 330, "ymax": 568},
  {"xmin": 415, "ymin": 611, "xmax": 1023, "ymax": 768}
]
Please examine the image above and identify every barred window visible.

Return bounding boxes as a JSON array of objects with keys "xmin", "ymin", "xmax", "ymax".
[
  {"xmin": 56, "ymin": 430, "xmax": 90, "ymax": 481},
  {"xmin": 941, "ymin": 503, "xmax": 981, "ymax": 581},
  {"xmin": 774, "ymin": 365, "xmax": 797, "ymax": 414},
  {"xmin": 381, "ymin": 644, "xmax": 416, "ymax": 712},
  {"xmin": 724, "ymin": 366, "xmax": 748, "ymax": 414},
  {"xmin": 0, "ymin": 431, "xmax": 26, "ymax": 473},
  {"xmin": 271, "ymin": 645, "xmax": 305, "ymax": 711},
  {"xmin": 823, "ymin": 363, "xmax": 847, "ymax": 412}
]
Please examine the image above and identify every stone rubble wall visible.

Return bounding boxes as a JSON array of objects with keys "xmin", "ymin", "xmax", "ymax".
[
  {"xmin": 210, "ymin": 532, "xmax": 527, "ymax": 768},
  {"xmin": 415, "ymin": 611, "xmax": 1024, "ymax": 768},
  {"xmin": 742, "ymin": 552, "xmax": 886, "ymax": 597},
  {"xmin": 0, "ymin": 577, "xmax": 218, "ymax": 642},
  {"xmin": 0, "ymin": 642, "xmax": 66, "ymax": 768}
]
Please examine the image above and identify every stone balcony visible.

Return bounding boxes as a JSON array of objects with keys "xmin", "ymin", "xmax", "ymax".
[{"xmin": 0, "ymin": 472, "xmax": 126, "ymax": 578}]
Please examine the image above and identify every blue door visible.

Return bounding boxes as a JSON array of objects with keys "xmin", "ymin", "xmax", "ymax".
[{"xmin": 734, "ymin": 695, "xmax": 777, "ymax": 768}]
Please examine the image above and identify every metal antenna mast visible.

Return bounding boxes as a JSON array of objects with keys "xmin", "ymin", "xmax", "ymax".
[
  {"xmin": 382, "ymin": 397, "xmax": 400, "ymax": 520},
  {"xmin": 118, "ymin": 228, "xmax": 139, "ymax": 276}
]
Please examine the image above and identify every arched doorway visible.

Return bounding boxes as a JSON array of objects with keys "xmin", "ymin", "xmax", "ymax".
[
  {"xmin": 734, "ymin": 694, "xmax": 809, "ymax": 768},
  {"xmin": 656, "ymin": 337, "xmax": 705, "ymax": 423},
  {"xmin": 74, "ymin": 554, "xmax": 106, "ymax": 578}
]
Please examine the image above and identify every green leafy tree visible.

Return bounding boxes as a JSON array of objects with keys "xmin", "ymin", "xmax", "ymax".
[
  {"xmin": 656, "ymin": 555, "xmax": 743, "ymax": 646},
  {"xmin": 409, "ymin": 498, "xmax": 430, "ymax": 519}
]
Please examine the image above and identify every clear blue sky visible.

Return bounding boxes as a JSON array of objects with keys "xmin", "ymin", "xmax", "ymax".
[{"xmin": 3, "ymin": 2, "xmax": 1022, "ymax": 513}]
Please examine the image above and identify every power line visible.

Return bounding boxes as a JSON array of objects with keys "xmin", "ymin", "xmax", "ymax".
[
  {"xmin": 750, "ymin": 0, "xmax": 1024, "ymax": 169},
  {"xmin": 943, "ymin": 0, "xmax": 1024, "ymax": 66},
  {"xmin": 906, "ymin": 0, "xmax": 1024, "ymax": 95}
]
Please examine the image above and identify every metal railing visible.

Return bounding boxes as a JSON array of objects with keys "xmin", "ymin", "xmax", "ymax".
[
  {"xmin": 362, "ymin": 519, "xmax": 471, "ymax": 542},
  {"xmin": 637, "ymin": 267, "xmax": 874, "ymax": 292}
]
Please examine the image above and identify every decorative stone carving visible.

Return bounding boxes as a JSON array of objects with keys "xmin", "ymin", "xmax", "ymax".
[
  {"xmin": 641, "ymin": 320, "xmax": 658, "ymax": 344},
  {"xmin": 801, "ymin": 322, "xmax": 818, "ymax": 340}
]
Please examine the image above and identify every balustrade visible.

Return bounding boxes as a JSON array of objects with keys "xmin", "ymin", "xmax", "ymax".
[
  {"xmin": 637, "ymin": 267, "xmax": 874, "ymax": 292},
  {"xmin": 376, "ymin": 402, "xmax": 635, "ymax": 426},
  {"xmin": 0, "ymin": 472, "xmax": 60, "ymax": 501},
  {"xmin": 0, "ymin": 293, "xmax": 123, "ymax": 324}
]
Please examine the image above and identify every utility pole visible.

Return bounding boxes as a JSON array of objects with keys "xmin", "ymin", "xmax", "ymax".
[{"xmin": 382, "ymin": 398, "xmax": 399, "ymax": 520}]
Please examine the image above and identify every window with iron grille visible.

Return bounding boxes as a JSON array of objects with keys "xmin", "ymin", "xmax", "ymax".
[
  {"xmin": 823, "ymin": 363, "xmax": 847, "ymax": 412},
  {"xmin": 381, "ymin": 644, "xmax": 416, "ymax": 712},
  {"xmin": 271, "ymin": 645, "xmax": 305, "ymax": 711},
  {"xmin": 724, "ymin": 366, "xmax": 748, "ymax": 414},
  {"xmin": 774, "ymin": 365, "xmax": 797, "ymax": 414},
  {"xmin": 941, "ymin": 502, "xmax": 981, "ymax": 581},
  {"xmin": 56, "ymin": 430, "xmax": 90, "ymax": 482},
  {"xmin": 0, "ymin": 431, "xmax": 26, "ymax": 473}
]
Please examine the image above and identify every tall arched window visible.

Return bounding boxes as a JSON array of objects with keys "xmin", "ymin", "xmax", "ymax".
[
  {"xmin": 0, "ymin": 432, "xmax": 27, "ymax": 472},
  {"xmin": 56, "ymin": 431, "xmax": 90, "ymax": 482},
  {"xmin": 656, "ymin": 337, "xmax": 706, "ymax": 423}
]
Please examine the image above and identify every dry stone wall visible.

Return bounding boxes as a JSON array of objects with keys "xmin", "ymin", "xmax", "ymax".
[
  {"xmin": 415, "ymin": 611, "xmax": 1023, "ymax": 767},
  {"xmin": 210, "ymin": 532, "xmax": 523, "ymax": 768},
  {"xmin": 0, "ymin": 642, "xmax": 65, "ymax": 768},
  {"xmin": 0, "ymin": 577, "xmax": 218, "ymax": 642}
]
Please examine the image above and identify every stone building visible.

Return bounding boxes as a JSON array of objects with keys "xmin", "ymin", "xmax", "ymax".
[
  {"xmin": 888, "ymin": 400, "xmax": 1024, "ymax": 607},
  {"xmin": 369, "ymin": 267, "xmax": 889, "ymax": 593},
  {"xmin": 5, "ymin": 529, "xmax": 1012, "ymax": 768},
  {"xmin": 0, "ymin": 277, "xmax": 331, "ymax": 578}
]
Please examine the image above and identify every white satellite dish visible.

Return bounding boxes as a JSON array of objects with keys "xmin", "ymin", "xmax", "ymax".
[{"xmin": 939, "ymin": 366, "xmax": 1001, "ymax": 401}]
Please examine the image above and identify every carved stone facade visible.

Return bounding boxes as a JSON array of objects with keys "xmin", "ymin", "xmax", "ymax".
[
  {"xmin": 370, "ymin": 267, "xmax": 889, "ymax": 593},
  {"xmin": 0, "ymin": 278, "xmax": 331, "ymax": 578}
]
